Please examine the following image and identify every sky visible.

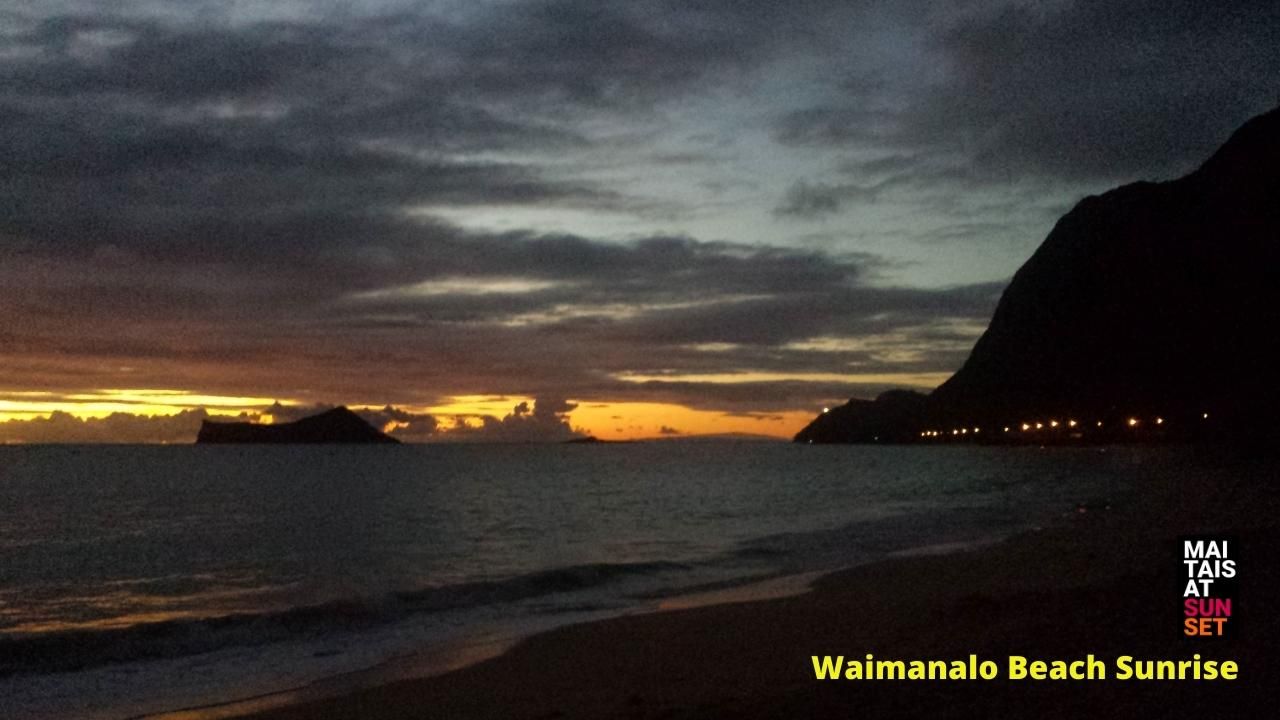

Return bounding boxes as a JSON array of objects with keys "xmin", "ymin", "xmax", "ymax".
[{"xmin": 1, "ymin": 0, "xmax": 1277, "ymax": 442}]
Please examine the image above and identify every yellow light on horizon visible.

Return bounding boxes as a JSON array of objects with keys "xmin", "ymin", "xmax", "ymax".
[
  {"xmin": 1068, "ymin": 420, "xmax": 1077, "ymax": 428},
  {"xmin": 1021, "ymin": 423, "xmax": 1030, "ymax": 431},
  {"xmin": 0, "ymin": 388, "xmax": 288, "ymax": 420},
  {"xmin": 1128, "ymin": 418, "xmax": 1139, "ymax": 427},
  {"xmin": 568, "ymin": 401, "xmax": 813, "ymax": 441},
  {"xmin": 1035, "ymin": 422, "xmax": 1044, "ymax": 430},
  {"xmin": 1049, "ymin": 420, "xmax": 1059, "ymax": 428},
  {"xmin": 1003, "ymin": 427, "xmax": 1010, "ymax": 432},
  {"xmin": 1155, "ymin": 417, "xmax": 1164, "ymax": 425},
  {"xmin": 2, "ymin": 390, "xmax": 824, "ymax": 443}
]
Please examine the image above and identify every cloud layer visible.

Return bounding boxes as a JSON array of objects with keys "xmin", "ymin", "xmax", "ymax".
[{"xmin": 1, "ymin": 0, "xmax": 1275, "ymax": 440}]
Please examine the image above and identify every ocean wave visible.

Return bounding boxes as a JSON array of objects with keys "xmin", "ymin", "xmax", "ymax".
[{"xmin": 0, "ymin": 560, "xmax": 687, "ymax": 677}]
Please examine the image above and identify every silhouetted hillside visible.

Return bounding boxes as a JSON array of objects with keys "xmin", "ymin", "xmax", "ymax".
[
  {"xmin": 797, "ymin": 105, "xmax": 1280, "ymax": 444},
  {"xmin": 197, "ymin": 407, "xmax": 399, "ymax": 444},
  {"xmin": 794, "ymin": 390, "xmax": 927, "ymax": 444}
]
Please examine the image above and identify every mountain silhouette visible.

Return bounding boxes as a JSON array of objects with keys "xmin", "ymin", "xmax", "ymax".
[
  {"xmin": 797, "ymin": 105, "xmax": 1280, "ymax": 444},
  {"xmin": 196, "ymin": 406, "xmax": 399, "ymax": 444}
]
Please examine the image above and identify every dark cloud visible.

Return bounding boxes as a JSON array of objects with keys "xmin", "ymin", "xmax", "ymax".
[
  {"xmin": 775, "ymin": 0, "xmax": 1280, "ymax": 185},
  {"xmin": 0, "ymin": 8, "xmax": 659, "ymax": 266},
  {"xmin": 926, "ymin": 0, "xmax": 1280, "ymax": 180},
  {"xmin": 6, "ymin": 0, "xmax": 1261, "ymax": 438},
  {"xmin": 1, "ymin": 193, "xmax": 1004, "ymax": 414},
  {"xmin": 0, "ymin": 408, "xmax": 214, "ymax": 444},
  {"xmin": 444, "ymin": 397, "xmax": 583, "ymax": 443}
]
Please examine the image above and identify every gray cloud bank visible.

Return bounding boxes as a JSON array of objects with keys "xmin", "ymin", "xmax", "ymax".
[{"xmin": 1, "ymin": 0, "xmax": 1274, "ymax": 440}]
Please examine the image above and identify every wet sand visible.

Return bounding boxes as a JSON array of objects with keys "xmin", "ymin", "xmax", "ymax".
[{"xmin": 239, "ymin": 450, "xmax": 1278, "ymax": 719}]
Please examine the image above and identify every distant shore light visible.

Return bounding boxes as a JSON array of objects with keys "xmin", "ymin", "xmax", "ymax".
[
  {"xmin": 822, "ymin": 407, "xmax": 830, "ymax": 413},
  {"xmin": 1035, "ymin": 422, "xmax": 1044, "ymax": 430},
  {"xmin": 1203, "ymin": 412, "xmax": 1209, "ymax": 419},
  {"xmin": 1155, "ymin": 417, "xmax": 1164, "ymax": 425},
  {"xmin": 1021, "ymin": 423, "xmax": 1030, "ymax": 431},
  {"xmin": 1003, "ymin": 426, "xmax": 1010, "ymax": 432},
  {"xmin": 1068, "ymin": 419, "xmax": 1077, "ymax": 427},
  {"xmin": 1050, "ymin": 420, "xmax": 1059, "ymax": 428},
  {"xmin": 1128, "ymin": 418, "xmax": 1139, "ymax": 427}
]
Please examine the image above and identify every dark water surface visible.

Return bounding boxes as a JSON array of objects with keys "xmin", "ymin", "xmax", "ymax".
[{"xmin": 0, "ymin": 443, "xmax": 1170, "ymax": 718}]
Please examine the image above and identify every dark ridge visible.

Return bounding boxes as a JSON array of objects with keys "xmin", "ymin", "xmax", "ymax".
[
  {"xmin": 793, "ymin": 390, "xmax": 928, "ymax": 444},
  {"xmin": 796, "ymin": 105, "xmax": 1280, "ymax": 444},
  {"xmin": 196, "ymin": 406, "xmax": 399, "ymax": 444}
]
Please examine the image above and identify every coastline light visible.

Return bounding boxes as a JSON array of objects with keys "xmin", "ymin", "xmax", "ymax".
[
  {"xmin": 1035, "ymin": 422, "xmax": 1044, "ymax": 430},
  {"xmin": 823, "ymin": 407, "xmax": 830, "ymax": 414},
  {"xmin": 1021, "ymin": 423, "xmax": 1030, "ymax": 431},
  {"xmin": 1203, "ymin": 412, "xmax": 1209, "ymax": 419},
  {"xmin": 1097, "ymin": 421, "xmax": 1103, "ymax": 427},
  {"xmin": 1128, "ymin": 418, "xmax": 1139, "ymax": 427},
  {"xmin": 961, "ymin": 428, "xmax": 968, "ymax": 434},
  {"xmin": 1155, "ymin": 417, "xmax": 1164, "ymax": 425},
  {"xmin": 973, "ymin": 427, "xmax": 980, "ymax": 433},
  {"xmin": 1003, "ymin": 426, "xmax": 1010, "ymax": 432},
  {"xmin": 1068, "ymin": 419, "xmax": 1077, "ymax": 428},
  {"xmin": 1050, "ymin": 420, "xmax": 1059, "ymax": 428}
]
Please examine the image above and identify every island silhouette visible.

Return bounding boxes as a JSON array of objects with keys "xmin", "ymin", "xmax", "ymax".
[
  {"xmin": 196, "ymin": 406, "xmax": 399, "ymax": 444},
  {"xmin": 797, "ymin": 105, "xmax": 1280, "ymax": 444}
]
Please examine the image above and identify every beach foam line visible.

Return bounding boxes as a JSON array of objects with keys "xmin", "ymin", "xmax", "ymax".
[
  {"xmin": 0, "ymin": 559, "xmax": 691, "ymax": 677},
  {"xmin": 134, "ymin": 567, "xmax": 843, "ymax": 720},
  {"xmin": 135, "ymin": 532, "xmax": 1026, "ymax": 720},
  {"xmin": 133, "ymin": 632, "xmax": 520, "ymax": 720}
]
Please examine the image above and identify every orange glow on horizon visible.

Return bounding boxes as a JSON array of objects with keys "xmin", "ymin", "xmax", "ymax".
[
  {"xmin": 1, "ymin": 390, "xmax": 815, "ymax": 441},
  {"xmin": 568, "ymin": 402, "xmax": 811, "ymax": 440}
]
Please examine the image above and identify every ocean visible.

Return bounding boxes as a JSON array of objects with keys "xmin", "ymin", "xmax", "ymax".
[{"xmin": 0, "ymin": 443, "xmax": 1172, "ymax": 719}]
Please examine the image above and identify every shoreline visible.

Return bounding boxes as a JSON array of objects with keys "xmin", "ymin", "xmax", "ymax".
[
  {"xmin": 227, "ymin": 455, "xmax": 1275, "ymax": 719},
  {"xmin": 140, "ymin": 568, "xmax": 844, "ymax": 720}
]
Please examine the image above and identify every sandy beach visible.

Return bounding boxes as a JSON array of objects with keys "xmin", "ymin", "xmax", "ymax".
[{"xmin": 229, "ymin": 448, "xmax": 1276, "ymax": 720}]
